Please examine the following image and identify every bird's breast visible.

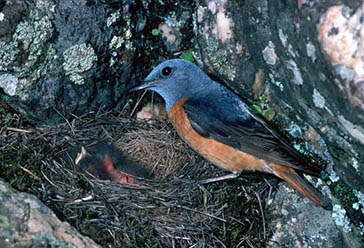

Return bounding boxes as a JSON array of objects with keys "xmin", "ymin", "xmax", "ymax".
[{"xmin": 168, "ymin": 98, "xmax": 268, "ymax": 173}]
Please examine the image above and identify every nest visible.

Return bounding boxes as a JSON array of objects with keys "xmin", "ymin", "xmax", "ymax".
[{"xmin": 0, "ymin": 105, "xmax": 276, "ymax": 247}]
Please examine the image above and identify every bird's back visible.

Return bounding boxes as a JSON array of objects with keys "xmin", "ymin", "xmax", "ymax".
[{"xmin": 184, "ymin": 80, "xmax": 322, "ymax": 176}]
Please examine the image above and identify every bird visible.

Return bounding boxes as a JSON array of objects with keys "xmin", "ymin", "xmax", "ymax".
[
  {"xmin": 129, "ymin": 59, "xmax": 330, "ymax": 208},
  {"xmin": 75, "ymin": 142, "xmax": 151, "ymax": 183}
]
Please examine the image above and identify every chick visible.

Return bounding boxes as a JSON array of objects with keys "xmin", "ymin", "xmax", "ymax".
[{"xmin": 75, "ymin": 142, "xmax": 151, "ymax": 183}]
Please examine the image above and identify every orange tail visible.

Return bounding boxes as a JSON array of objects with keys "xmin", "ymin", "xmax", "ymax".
[{"xmin": 270, "ymin": 163, "xmax": 330, "ymax": 208}]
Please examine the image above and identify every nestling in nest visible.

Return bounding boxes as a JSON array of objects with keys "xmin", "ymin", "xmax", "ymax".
[{"xmin": 1, "ymin": 105, "xmax": 272, "ymax": 247}]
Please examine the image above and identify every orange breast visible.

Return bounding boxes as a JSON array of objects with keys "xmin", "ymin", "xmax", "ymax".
[{"xmin": 168, "ymin": 98, "xmax": 267, "ymax": 173}]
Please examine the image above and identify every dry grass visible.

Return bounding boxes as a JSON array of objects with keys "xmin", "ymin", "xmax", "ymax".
[
  {"xmin": 0, "ymin": 103, "xmax": 276, "ymax": 247},
  {"xmin": 115, "ymin": 127, "xmax": 189, "ymax": 178}
]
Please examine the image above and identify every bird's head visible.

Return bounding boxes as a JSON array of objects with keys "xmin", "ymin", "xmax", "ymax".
[{"xmin": 129, "ymin": 59, "xmax": 212, "ymax": 111}]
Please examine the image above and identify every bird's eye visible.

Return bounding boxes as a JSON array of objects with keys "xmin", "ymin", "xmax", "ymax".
[{"xmin": 161, "ymin": 66, "xmax": 172, "ymax": 76}]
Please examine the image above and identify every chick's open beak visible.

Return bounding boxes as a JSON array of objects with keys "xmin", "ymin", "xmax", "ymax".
[{"xmin": 128, "ymin": 79, "xmax": 162, "ymax": 93}]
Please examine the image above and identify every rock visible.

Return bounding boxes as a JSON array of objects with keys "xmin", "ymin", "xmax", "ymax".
[
  {"xmin": 267, "ymin": 183, "xmax": 362, "ymax": 248},
  {"xmin": 157, "ymin": 10, "xmax": 191, "ymax": 52},
  {"xmin": 317, "ymin": 4, "xmax": 364, "ymax": 109},
  {"xmin": 0, "ymin": 0, "xmax": 142, "ymax": 124},
  {"xmin": 1, "ymin": 0, "xmax": 363, "ymax": 246},
  {"xmin": 195, "ymin": 0, "xmax": 363, "ymax": 244},
  {"xmin": 0, "ymin": 179, "xmax": 100, "ymax": 248}
]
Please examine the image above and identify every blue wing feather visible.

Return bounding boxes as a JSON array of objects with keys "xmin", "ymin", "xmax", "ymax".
[{"xmin": 182, "ymin": 94, "xmax": 322, "ymax": 175}]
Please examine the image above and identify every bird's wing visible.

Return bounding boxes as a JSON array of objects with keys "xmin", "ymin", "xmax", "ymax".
[{"xmin": 182, "ymin": 97, "xmax": 322, "ymax": 175}]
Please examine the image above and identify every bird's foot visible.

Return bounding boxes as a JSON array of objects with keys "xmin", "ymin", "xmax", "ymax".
[{"xmin": 198, "ymin": 172, "xmax": 241, "ymax": 184}]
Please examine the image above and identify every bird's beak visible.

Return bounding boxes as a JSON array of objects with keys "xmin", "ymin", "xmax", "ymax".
[{"xmin": 128, "ymin": 79, "xmax": 162, "ymax": 93}]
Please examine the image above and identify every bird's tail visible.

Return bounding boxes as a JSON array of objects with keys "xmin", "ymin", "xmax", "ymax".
[{"xmin": 270, "ymin": 163, "xmax": 331, "ymax": 209}]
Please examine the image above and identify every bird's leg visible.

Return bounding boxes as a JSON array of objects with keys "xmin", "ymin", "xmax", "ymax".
[{"xmin": 198, "ymin": 171, "xmax": 241, "ymax": 184}]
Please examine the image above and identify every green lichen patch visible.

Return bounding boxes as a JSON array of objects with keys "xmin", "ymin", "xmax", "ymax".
[
  {"xmin": 106, "ymin": 10, "xmax": 121, "ymax": 27},
  {"xmin": 36, "ymin": 0, "xmax": 56, "ymax": 13},
  {"xmin": 106, "ymin": 9, "xmax": 135, "ymax": 68},
  {"xmin": 0, "ymin": 2, "xmax": 56, "ymax": 100},
  {"xmin": 205, "ymin": 36, "xmax": 236, "ymax": 81},
  {"xmin": 32, "ymin": 234, "xmax": 76, "ymax": 248},
  {"xmin": 0, "ymin": 13, "xmax": 53, "ymax": 73},
  {"xmin": 62, "ymin": 43, "xmax": 97, "ymax": 85}
]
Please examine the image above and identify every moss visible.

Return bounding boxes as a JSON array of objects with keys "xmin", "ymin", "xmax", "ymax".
[
  {"xmin": 179, "ymin": 48, "xmax": 195, "ymax": 62},
  {"xmin": 330, "ymin": 180, "xmax": 357, "ymax": 209}
]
